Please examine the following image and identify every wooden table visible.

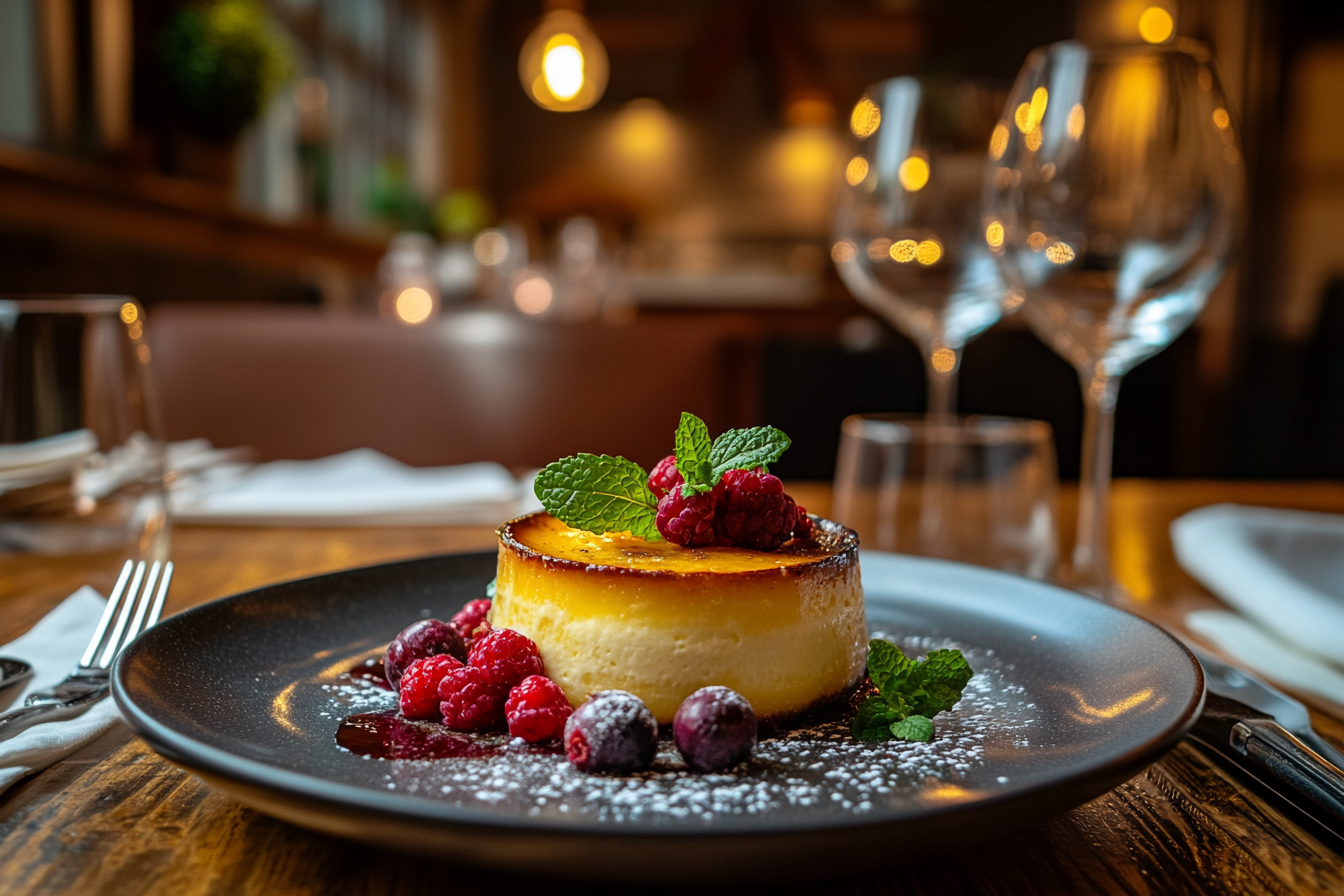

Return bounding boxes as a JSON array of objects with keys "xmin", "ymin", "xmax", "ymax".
[{"xmin": 2, "ymin": 481, "xmax": 1342, "ymax": 895}]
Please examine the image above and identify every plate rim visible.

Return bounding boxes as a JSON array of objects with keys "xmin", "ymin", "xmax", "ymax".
[{"xmin": 112, "ymin": 548, "xmax": 1206, "ymax": 840}]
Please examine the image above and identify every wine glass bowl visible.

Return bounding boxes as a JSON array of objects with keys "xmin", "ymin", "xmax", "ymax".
[
  {"xmin": 983, "ymin": 40, "xmax": 1243, "ymax": 595},
  {"xmin": 833, "ymin": 77, "xmax": 1009, "ymax": 417},
  {"xmin": 985, "ymin": 40, "xmax": 1241, "ymax": 380}
]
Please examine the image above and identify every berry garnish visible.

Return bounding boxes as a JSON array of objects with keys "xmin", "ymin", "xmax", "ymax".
[
  {"xmin": 451, "ymin": 599, "xmax": 492, "ymax": 642},
  {"xmin": 505, "ymin": 675, "xmax": 573, "ymax": 743},
  {"xmin": 794, "ymin": 506, "xmax": 815, "ymax": 540},
  {"xmin": 655, "ymin": 489, "xmax": 717, "ymax": 547},
  {"xmin": 385, "ymin": 619, "xmax": 467, "ymax": 690},
  {"xmin": 438, "ymin": 665, "xmax": 508, "ymax": 731},
  {"xmin": 534, "ymin": 412, "xmax": 792, "ymax": 547},
  {"xmin": 564, "ymin": 690, "xmax": 659, "ymax": 774},
  {"xmin": 647, "ymin": 454, "xmax": 683, "ymax": 499},
  {"xmin": 398, "ymin": 654, "xmax": 464, "ymax": 720},
  {"xmin": 468, "ymin": 628, "xmax": 545, "ymax": 690},
  {"xmin": 713, "ymin": 468, "xmax": 801, "ymax": 551},
  {"xmin": 673, "ymin": 686, "xmax": 758, "ymax": 772}
]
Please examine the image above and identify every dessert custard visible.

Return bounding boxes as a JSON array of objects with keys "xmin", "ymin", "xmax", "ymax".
[{"xmin": 492, "ymin": 511, "xmax": 866, "ymax": 724}]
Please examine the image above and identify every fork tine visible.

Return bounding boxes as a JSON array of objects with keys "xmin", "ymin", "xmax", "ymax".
[
  {"xmin": 146, "ymin": 561, "xmax": 173, "ymax": 628},
  {"xmin": 120, "ymin": 561, "xmax": 161, "ymax": 648},
  {"xmin": 80, "ymin": 560, "xmax": 134, "ymax": 668},
  {"xmin": 97, "ymin": 562, "xmax": 145, "ymax": 669}
]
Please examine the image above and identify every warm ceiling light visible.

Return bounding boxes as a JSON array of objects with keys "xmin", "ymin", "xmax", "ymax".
[
  {"xmin": 1138, "ymin": 7, "xmax": 1174, "ymax": 44},
  {"xmin": 519, "ymin": 4, "xmax": 608, "ymax": 112}
]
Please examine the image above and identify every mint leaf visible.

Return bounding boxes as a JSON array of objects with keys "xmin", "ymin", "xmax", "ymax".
[
  {"xmin": 709, "ymin": 426, "xmax": 791, "ymax": 480},
  {"xmin": 911, "ymin": 649, "xmax": 974, "ymax": 716},
  {"xmin": 866, "ymin": 638, "xmax": 917, "ymax": 700},
  {"xmin": 890, "ymin": 715, "xmax": 934, "ymax": 743},
  {"xmin": 674, "ymin": 412, "xmax": 714, "ymax": 495},
  {"xmin": 534, "ymin": 454, "xmax": 661, "ymax": 540},
  {"xmin": 857, "ymin": 639, "xmax": 973, "ymax": 743},
  {"xmin": 485, "ymin": 578, "xmax": 496, "ymax": 599},
  {"xmin": 852, "ymin": 695, "xmax": 902, "ymax": 742}
]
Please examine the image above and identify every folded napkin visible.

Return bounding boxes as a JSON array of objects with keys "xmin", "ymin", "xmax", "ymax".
[
  {"xmin": 1186, "ymin": 609, "xmax": 1344, "ymax": 708},
  {"xmin": 170, "ymin": 447, "xmax": 527, "ymax": 526},
  {"xmin": 1173, "ymin": 503, "xmax": 1344, "ymax": 708},
  {"xmin": 0, "ymin": 587, "xmax": 123, "ymax": 796}
]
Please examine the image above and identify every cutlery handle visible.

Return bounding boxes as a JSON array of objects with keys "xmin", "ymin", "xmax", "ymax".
[
  {"xmin": 1232, "ymin": 719, "xmax": 1344, "ymax": 830},
  {"xmin": 0, "ymin": 688, "xmax": 107, "ymax": 743}
]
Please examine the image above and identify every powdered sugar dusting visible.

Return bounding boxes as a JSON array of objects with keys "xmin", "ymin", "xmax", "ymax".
[{"xmin": 325, "ymin": 632, "xmax": 1036, "ymax": 826}]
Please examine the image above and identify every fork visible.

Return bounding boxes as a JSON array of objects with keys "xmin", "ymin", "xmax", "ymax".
[{"xmin": 0, "ymin": 559, "xmax": 173, "ymax": 743}]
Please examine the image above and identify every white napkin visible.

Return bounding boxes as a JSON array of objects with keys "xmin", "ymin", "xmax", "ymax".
[
  {"xmin": 0, "ymin": 587, "xmax": 124, "ymax": 796},
  {"xmin": 1186, "ymin": 609, "xmax": 1344, "ymax": 708},
  {"xmin": 169, "ymin": 447, "xmax": 525, "ymax": 526},
  {"xmin": 1172, "ymin": 503, "xmax": 1344, "ymax": 667}
]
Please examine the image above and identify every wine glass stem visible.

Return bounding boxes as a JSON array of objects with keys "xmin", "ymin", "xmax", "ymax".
[
  {"xmin": 919, "ymin": 345, "xmax": 961, "ymax": 556},
  {"xmin": 1073, "ymin": 371, "xmax": 1121, "ymax": 596},
  {"xmin": 925, "ymin": 345, "xmax": 960, "ymax": 422}
]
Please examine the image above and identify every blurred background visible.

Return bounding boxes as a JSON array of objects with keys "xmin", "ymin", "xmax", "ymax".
[{"xmin": 0, "ymin": 0, "xmax": 1338, "ymax": 479}]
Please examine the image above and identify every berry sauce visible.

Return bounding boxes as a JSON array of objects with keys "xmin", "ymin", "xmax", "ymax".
[
  {"xmin": 345, "ymin": 658, "xmax": 393, "ymax": 690},
  {"xmin": 335, "ymin": 710, "xmax": 503, "ymax": 760}
]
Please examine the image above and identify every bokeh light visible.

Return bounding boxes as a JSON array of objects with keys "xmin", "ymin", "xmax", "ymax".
[
  {"xmin": 845, "ymin": 156, "xmax": 869, "ymax": 186},
  {"xmin": 850, "ymin": 98, "xmax": 881, "ymax": 138},
  {"xmin": 395, "ymin": 287, "xmax": 434, "ymax": 324},
  {"xmin": 898, "ymin": 156, "xmax": 930, "ymax": 192},
  {"xmin": 514, "ymin": 276, "xmax": 553, "ymax": 315},
  {"xmin": 1138, "ymin": 7, "xmax": 1174, "ymax": 44}
]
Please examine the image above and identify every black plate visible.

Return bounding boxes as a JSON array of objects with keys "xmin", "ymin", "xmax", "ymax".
[{"xmin": 113, "ymin": 550, "xmax": 1203, "ymax": 882}]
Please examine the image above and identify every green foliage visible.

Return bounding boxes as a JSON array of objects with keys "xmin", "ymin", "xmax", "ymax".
[
  {"xmin": 534, "ymin": 454, "xmax": 662, "ymax": 540},
  {"xmin": 159, "ymin": 0, "xmax": 295, "ymax": 140},
  {"xmin": 851, "ymin": 640, "xmax": 973, "ymax": 743}
]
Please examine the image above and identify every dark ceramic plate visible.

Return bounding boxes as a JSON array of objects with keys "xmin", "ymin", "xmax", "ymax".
[{"xmin": 113, "ymin": 550, "xmax": 1203, "ymax": 882}]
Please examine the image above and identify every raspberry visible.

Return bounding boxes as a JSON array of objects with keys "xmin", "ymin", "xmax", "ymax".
[
  {"xmin": 712, "ymin": 468, "xmax": 801, "ymax": 551},
  {"xmin": 398, "ymin": 654, "xmax": 463, "ymax": 720},
  {"xmin": 438, "ymin": 665, "xmax": 508, "ymax": 731},
  {"xmin": 655, "ymin": 489, "xmax": 717, "ymax": 546},
  {"xmin": 647, "ymin": 455, "xmax": 684, "ymax": 499},
  {"xmin": 794, "ymin": 506, "xmax": 815, "ymax": 540},
  {"xmin": 468, "ymin": 628, "xmax": 545, "ymax": 690},
  {"xmin": 505, "ymin": 675, "xmax": 573, "ymax": 743},
  {"xmin": 451, "ymin": 599, "xmax": 492, "ymax": 642}
]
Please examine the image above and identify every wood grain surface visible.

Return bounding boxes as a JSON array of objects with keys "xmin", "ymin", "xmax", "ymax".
[{"xmin": 2, "ymin": 480, "xmax": 1343, "ymax": 895}]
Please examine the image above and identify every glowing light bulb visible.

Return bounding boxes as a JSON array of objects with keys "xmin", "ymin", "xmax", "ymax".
[
  {"xmin": 1138, "ymin": 7, "xmax": 1174, "ymax": 44},
  {"xmin": 519, "ymin": 9, "xmax": 608, "ymax": 112},
  {"xmin": 543, "ymin": 39, "xmax": 584, "ymax": 100}
]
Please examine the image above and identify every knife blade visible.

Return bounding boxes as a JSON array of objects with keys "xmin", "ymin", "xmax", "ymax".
[
  {"xmin": 1189, "ymin": 643, "xmax": 1344, "ymax": 771},
  {"xmin": 1185, "ymin": 647, "xmax": 1344, "ymax": 839}
]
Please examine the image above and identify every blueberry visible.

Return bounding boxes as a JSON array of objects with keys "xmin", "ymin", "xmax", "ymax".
[
  {"xmin": 385, "ymin": 619, "xmax": 466, "ymax": 690},
  {"xmin": 564, "ymin": 690, "xmax": 658, "ymax": 774},
  {"xmin": 673, "ymin": 686, "xmax": 757, "ymax": 772}
]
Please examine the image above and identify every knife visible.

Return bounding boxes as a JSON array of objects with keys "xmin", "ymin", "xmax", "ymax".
[{"xmin": 1186, "ymin": 644, "xmax": 1344, "ymax": 838}]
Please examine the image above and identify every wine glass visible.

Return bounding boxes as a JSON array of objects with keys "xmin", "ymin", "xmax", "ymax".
[
  {"xmin": 833, "ymin": 77, "xmax": 1009, "ymax": 420},
  {"xmin": 0, "ymin": 296, "xmax": 169, "ymax": 605},
  {"xmin": 982, "ymin": 41, "xmax": 1243, "ymax": 598}
]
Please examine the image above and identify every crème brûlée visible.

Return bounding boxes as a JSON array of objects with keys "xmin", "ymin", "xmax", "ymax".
[{"xmin": 490, "ymin": 512, "xmax": 867, "ymax": 724}]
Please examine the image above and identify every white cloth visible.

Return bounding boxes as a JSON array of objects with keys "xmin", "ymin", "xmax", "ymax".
[
  {"xmin": 1186, "ymin": 609, "xmax": 1344, "ymax": 708},
  {"xmin": 0, "ymin": 587, "xmax": 124, "ymax": 795},
  {"xmin": 170, "ymin": 448, "xmax": 526, "ymax": 526},
  {"xmin": 1172, "ymin": 503, "xmax": 1344, "ymax": 667}
]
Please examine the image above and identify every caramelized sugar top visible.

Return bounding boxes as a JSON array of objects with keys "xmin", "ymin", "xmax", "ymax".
[{"xmin": 501, "ymin": 512, "xmax": 854, "ymax": 574}]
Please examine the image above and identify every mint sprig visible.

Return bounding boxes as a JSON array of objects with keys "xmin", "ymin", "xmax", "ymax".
[
  {"xmin": 709, "ymin": 425, "xmax": 791, "ymax": 480},
  {"xmin": 674, "ymin": 412, "xmax": 715, "ymax": 496},
  {"xmin": 852, "ymin": 639, "xmax": 973, "ymax": 743},
  {"xmin": 533, "ymin": 412, "xmax": 797, "ymax": 541},
  {"xmin": 534, "ymin": 453, "xmax": 661, "ymax": 540}
]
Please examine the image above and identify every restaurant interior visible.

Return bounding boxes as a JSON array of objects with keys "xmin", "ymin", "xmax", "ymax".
[{"xmin": 1, "ymin": 0, "xmax": 1344, "ymax": 893}]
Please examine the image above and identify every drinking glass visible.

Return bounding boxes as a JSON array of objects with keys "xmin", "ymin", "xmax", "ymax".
[
  {"xmin": 982, "ymin": 41, "xmax": 1242, "ymax": 597},
  {"xmin": 0, "ymin": 296, "xmax": 169, "ymax": 602},
  {"xmin": 832, "ymin": 415, "xmax": 1058, "ymax": 580},
  {"xmin": 833, "ymin": 77, "xmax": 1008, "ymax": 419}
]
